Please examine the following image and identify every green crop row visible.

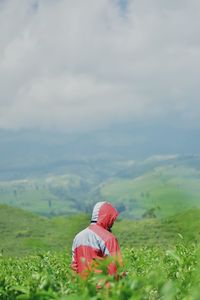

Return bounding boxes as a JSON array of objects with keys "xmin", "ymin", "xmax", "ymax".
[{"xmin": 1, "ymin": 241, "xmax": 200, "ymax": 300}]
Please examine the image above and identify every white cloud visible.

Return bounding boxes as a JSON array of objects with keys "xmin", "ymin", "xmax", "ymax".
[{"xmin": 0, "ymin": 0, "xmax": 200, "ymax": 131}]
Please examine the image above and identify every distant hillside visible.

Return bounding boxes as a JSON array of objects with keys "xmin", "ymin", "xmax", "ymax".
[
  {"xmin": 0, "ymin": 154, "xmax": 200, "ymax": 218},
  {"xmin": 0, "ymin": 174, "xmax": 91, "ymax": 216},
  {"xmin": 1, "ymin": 205, "xmax": 200, "ymax": 257},
  {"xmin": 88, "ymin": 155, "xmax": 200, "ymax": 219},
  {"xmin": 0, "ymin": 159, "xmax": 132, "ymax": 216}
]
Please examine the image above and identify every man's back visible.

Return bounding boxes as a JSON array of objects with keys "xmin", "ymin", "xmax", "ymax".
[{"xmin": 71, "ymin": 202, "xmax": 122, "ymax": 277}]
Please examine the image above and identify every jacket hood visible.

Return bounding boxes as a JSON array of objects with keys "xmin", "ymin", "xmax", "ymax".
[{"xmin": 91, "ymin": 202, "xmax": 119, "ymax": 230}]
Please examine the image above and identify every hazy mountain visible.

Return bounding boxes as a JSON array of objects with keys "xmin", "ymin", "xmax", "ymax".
[{"xmin": 0, "ymin": 123, "xmax": 200, "ymax": 178}]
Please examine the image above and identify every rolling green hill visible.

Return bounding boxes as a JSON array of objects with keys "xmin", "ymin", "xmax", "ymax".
[
  {"xmin": 0, "ymin": 159, "xmax": 133, "ymax": 216},
  {"xmin": 0, "ymin": 204, "xmax": 89, "ymax": 256},
  {"xmin": 0, "ymin": 154, "xmax": 200, "ymax": 219},
  {"xmin": 90, "ymin": 158, "xmax": 200, "ymax": 219},
  {"xmin": 1, "ymin": 204, "xmax": 200, "ymax": 257},
  {"xmin": 0, "ymin": 175, "xmax": 88, "ymax": 216}
]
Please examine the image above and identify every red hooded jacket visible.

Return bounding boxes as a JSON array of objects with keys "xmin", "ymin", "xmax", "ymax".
[{"xmin": 71, "ymin": 202, "xmax": 122, "ymax": 277}]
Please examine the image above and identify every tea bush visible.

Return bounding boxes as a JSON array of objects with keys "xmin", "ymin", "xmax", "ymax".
[{"xmin": 1, "ymin": 242, "xmax": 200, "ymax": 299}]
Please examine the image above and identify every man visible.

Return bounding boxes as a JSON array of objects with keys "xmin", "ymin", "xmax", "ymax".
[{"xmin": 71, "ymin": 201, "xmax": 122, "ymax": 278}]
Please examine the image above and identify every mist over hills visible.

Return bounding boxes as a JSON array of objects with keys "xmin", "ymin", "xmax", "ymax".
[
  {"xmin": 0, "ymin": 127, "xmax": 200, "ymax": 220},
  {"xmin": 0, "ymin": 124, "xmax": 200, "ymax": 178}
]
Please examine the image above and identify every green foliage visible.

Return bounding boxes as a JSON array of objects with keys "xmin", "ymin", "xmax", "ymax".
[{"xmin": 1, "ymin": 243, "xmax": 200, "ymax": 299}]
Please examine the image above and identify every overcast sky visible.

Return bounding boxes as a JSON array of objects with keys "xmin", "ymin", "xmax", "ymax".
[{"xmin": 0, "ymin": 0, "xmax": 200, "ymax": 132}]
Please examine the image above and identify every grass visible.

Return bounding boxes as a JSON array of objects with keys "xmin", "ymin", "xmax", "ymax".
[
  {"xmin": 0, "ymin": 205, "xmax": 89, "ymax": 256},
  {"xmin": 1, "ymin": 204, "xmax": 200, "ymax": 257}
]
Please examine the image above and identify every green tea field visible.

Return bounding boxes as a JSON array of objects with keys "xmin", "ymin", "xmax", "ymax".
[
  {"xmin": 1, "ymin": 204, "xmax": 200, "ymax": 299},
  {"xmin": 1, "ymin": 242, "xmax": 200, "ymax": 299}
]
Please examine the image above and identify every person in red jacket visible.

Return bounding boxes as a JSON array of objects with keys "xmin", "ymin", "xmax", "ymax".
[{"xmin": 71, "ymin": 201, "xmax": 122, "ymax": 278}]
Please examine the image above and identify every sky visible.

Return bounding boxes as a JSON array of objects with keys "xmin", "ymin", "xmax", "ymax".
[{"xmin": 0, "ymin": 0, "xmax": 200, "ymax": 133}]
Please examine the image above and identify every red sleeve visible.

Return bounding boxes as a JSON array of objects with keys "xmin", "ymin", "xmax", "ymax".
[
  {"xmin": 71, "ymin": 260, "xmax": 78, "ymax": 272},
  {"xmin": 71, "ymin": 248, "xmax": 78, "ymax": 273},
  {"xmin": 105, "ymin": 237, "xmax": 122, "ymax": 276}
]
